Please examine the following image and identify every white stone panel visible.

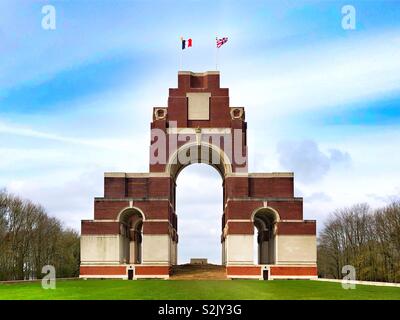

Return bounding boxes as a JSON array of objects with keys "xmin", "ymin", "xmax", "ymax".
[
  {"xmin": 276, "ymin": 235, "xmax": 316, "ymax": 265},
  {"xmin": 81, "ymin": 235, "xmax": 120, "ymax": 264},
  {"xmin": 187, "ymin": 92, "xmax": 211, "ymax": 120},
  {"xmin": 142, "ymin": 235, "xmax": 170, "ymax": 265},
  {"xmin": 226, "ymin": 235, "xmax": 254, "ymax": 265}
]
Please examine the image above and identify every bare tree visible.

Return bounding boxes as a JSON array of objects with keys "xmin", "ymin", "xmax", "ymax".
[
  {"xmin": 318, "ymin": 201, "xmax": 400, "ymax": 283},
  {"xmin": 0, "ymin": 190, "xmax": 80, "ymax": 281}
]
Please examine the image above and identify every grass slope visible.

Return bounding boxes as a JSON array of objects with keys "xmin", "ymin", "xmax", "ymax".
[{"xmin": 0, "ymin": 279, "xmax": 399, "ymax": 300}]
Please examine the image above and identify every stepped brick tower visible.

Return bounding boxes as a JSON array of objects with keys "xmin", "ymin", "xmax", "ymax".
[{"xmin": 80, "ymin": 71, "xmax": 317, "ymax": 280}]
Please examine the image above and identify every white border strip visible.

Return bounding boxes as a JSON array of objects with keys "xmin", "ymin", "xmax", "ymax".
[
  {"xmin": 79, "ymin": 275, "xmax": 127, "ymax": 279},
  {"xmin": 316, "ymin": 278, "xmax": 400, "ymax": 288},
  {"xmin": 271, "ymin": 275, "xmax": 318, "ymax": 280},
  {"xmin": 136, "ymin": 275, "xmax": 169, "ymax": 279},
  {"xmin": 228, "ymin": 275, "xmax": 261, "ymax": 279}
]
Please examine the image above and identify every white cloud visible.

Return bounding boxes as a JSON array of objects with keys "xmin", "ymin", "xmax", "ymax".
[
  {"xmin": 277, "ymin": 139, "xmax": 351, "ymax": 183},
  {"xmin": 0, "ymin": 121, "xmax": 134, "ymax": 150}
]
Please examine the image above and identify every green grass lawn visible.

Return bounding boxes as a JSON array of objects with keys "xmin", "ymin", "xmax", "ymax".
[{"xmin": 0, "ymin": 279, "xmax": 399, "ymax": 300}]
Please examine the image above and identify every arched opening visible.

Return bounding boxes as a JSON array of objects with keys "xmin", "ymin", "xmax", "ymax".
[
  {"xmin": 119, "ymin": 208, "xmax": 144, "ymax": 264},
  {"xmin": 253, "ymin": 208, "xmax": 279, "ymax": 265},
  {"xmin": 175, "ymin": 163, "xmax": 223, "ymax": 265},
  {"xmin": 164, "ymin": 142, "xmax": 231, "ymax": 266},
  {"xmin": 166, "ymin": 141, "xmax": 232, "ymax": 180}
]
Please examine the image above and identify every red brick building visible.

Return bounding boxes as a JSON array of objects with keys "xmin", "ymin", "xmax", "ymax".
[{"xmin": 80, "ymin": 71, "xmax": 317, "ymax": 280}]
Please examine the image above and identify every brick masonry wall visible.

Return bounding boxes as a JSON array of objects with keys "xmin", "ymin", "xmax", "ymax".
[
  {"xmin": 105, "ymin": 177, "xmax": 172, "ymax": 199},
  {"xmin": 104, "ymin": 177, "xmax": 126, "ymax": 198},
  {"xmin": 225, "ymin": 200, "xmax": 263, "ymax": 220},
  {"xmin": 94, "ymin": 200, "xmax": 129, "ymax": 220},
  {"xmin": 80, "ymin": 266, "xmax": 126, "ymax": 276},
  {"xmin": 135, "ymin": 266, "xmax": 170, "ymax": 276},
  {"xmin": 143, "ymin": 221, "xmax": 170, "ymax": 234},
  {"xmin": 94, "ymin": 199, "xmax": 170, "ymax": 220},
  {"xmin": 249, "ymin": 177, "xmax": 294, "ymax": 198},
  {"xmin": 226, "ymin": 221, "xmax": 254, "ymax": 234},
  {"xmin": 267, "ymin": 200, "xmax": 303, "ymax": 220},
  {"xmin": 81, "ymin": 221, "xmax": 120, "ymax": 235},
  {"xmin": 270, "ymin": 266, "xmax": 317, "ymax": 276},
  {"xmin": 226, "ymin": 266, "xmax": 261, "ymax": 276},
  {"xmin": 277, "ymin": 221, "xmax": 316, "ymax": 235}
]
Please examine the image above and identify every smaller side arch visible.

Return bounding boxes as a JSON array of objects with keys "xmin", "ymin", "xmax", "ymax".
[
  {"xmin": 117, "ymin": 206, "xmax": 145, "ymax": 265},
  {"xmin": 252, "ymin": 206, "xmax": 280, "ymax": 265},
  {"xmin": 250, "ymin": 206, "xmax": 280, "ymax": 223},
  {"xmin": 117, "ymin": 206, "xmax": 146, "ymax": 223}
]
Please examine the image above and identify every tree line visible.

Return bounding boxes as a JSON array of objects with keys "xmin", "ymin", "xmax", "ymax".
[
  {"xmin": 318, "ymin": 201, "xmax": 400, "ymax": 283},
  {"xmin": 0, "ymin": 189, "xmax": 80, "ymax": 281}
]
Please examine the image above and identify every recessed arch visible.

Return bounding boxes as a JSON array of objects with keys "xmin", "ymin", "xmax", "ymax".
[
  {"xmin": 117, "ymin": 207, "xmax": 145, "ymax": 265},
  {"xmin": 165, "ymin": 141, "xmax": 232, "ymax": 180},
  {"xmin": 251, "ymin": 206, "xmax": 280, "ymax": 224},
  {"xmin": 117, "ymin": 206, "xmax": 146, "ymax": 224},
  {"xmin": 252, "ymin": 207, "xmax": 280, "ymax": 265}
]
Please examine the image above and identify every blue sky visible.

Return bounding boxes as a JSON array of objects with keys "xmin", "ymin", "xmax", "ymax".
[{"xmin": 1, "ymin": 0, "xmax": 400, "ymax": 264}]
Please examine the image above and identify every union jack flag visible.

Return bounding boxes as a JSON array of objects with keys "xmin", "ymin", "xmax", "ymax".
[{"xmin": 216, "ymin": 37, "xmax": 228, "ymax": 48}]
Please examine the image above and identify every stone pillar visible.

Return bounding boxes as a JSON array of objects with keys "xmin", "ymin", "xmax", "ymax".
[
  {"xmin": 269, "ymin": 237, "xmax": 275, "ymax": 264},
  {"xmin": 259, "ymin": 230, "xmax": 269, "ymax": 264},
  {"xmin": 129, "ymin": 241, "xmax": 136, "ymax": 264}
]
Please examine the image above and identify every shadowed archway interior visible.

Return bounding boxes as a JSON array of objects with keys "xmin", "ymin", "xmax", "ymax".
[
  {"xmin": 253, "ymin": 208, "xmax": 279, "ymax": 265},
  {"xmin": 119, "ymin": 208, "xmax": 144, "ymax": 265}
]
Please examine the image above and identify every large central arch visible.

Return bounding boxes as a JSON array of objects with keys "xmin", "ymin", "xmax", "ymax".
[
  {"xmin": 175, "ymin": 162, "xmax": 223, "ymax": 264},
  {"xmin": 166, "ymin": 142, "xmax": 233, "ymax": 180},
  {"xmin": 165, "ymin": 142, "xmax": 231, "ymax": 266}
]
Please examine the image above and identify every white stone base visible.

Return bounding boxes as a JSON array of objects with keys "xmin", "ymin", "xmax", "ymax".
[{"xmin": 225, "ymin": 234, "xmax": 254, "ymax": 265}]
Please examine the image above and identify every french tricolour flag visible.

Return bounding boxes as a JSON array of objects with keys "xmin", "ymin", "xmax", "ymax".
[{"xmin": 181, "ymin": 37, "xmax": 192, "ymax": 50}]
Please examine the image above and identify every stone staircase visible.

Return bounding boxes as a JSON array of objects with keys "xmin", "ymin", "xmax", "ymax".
[{"xmin": 170, "ymin": 264, "xmax": 227, "ymax": 280}]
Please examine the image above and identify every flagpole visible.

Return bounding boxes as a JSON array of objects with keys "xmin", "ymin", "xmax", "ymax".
[
  {"xmin": 215, "ymin": 37, "xmax": 218, "ymax": 70},
  {"xmin": 180, "ymin": 49, "xmax": 183, "ymax": 71},
  {"xmin": 180, "ymin": 36, "xmax": 183, "ymax": 71},
  {"xmin": 179, "ymin": 50, "xmax": 181, "ymax": 71},
  {"xmin": 216, "ymin": 48, "xmax": 218, "ymax": 70}
]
